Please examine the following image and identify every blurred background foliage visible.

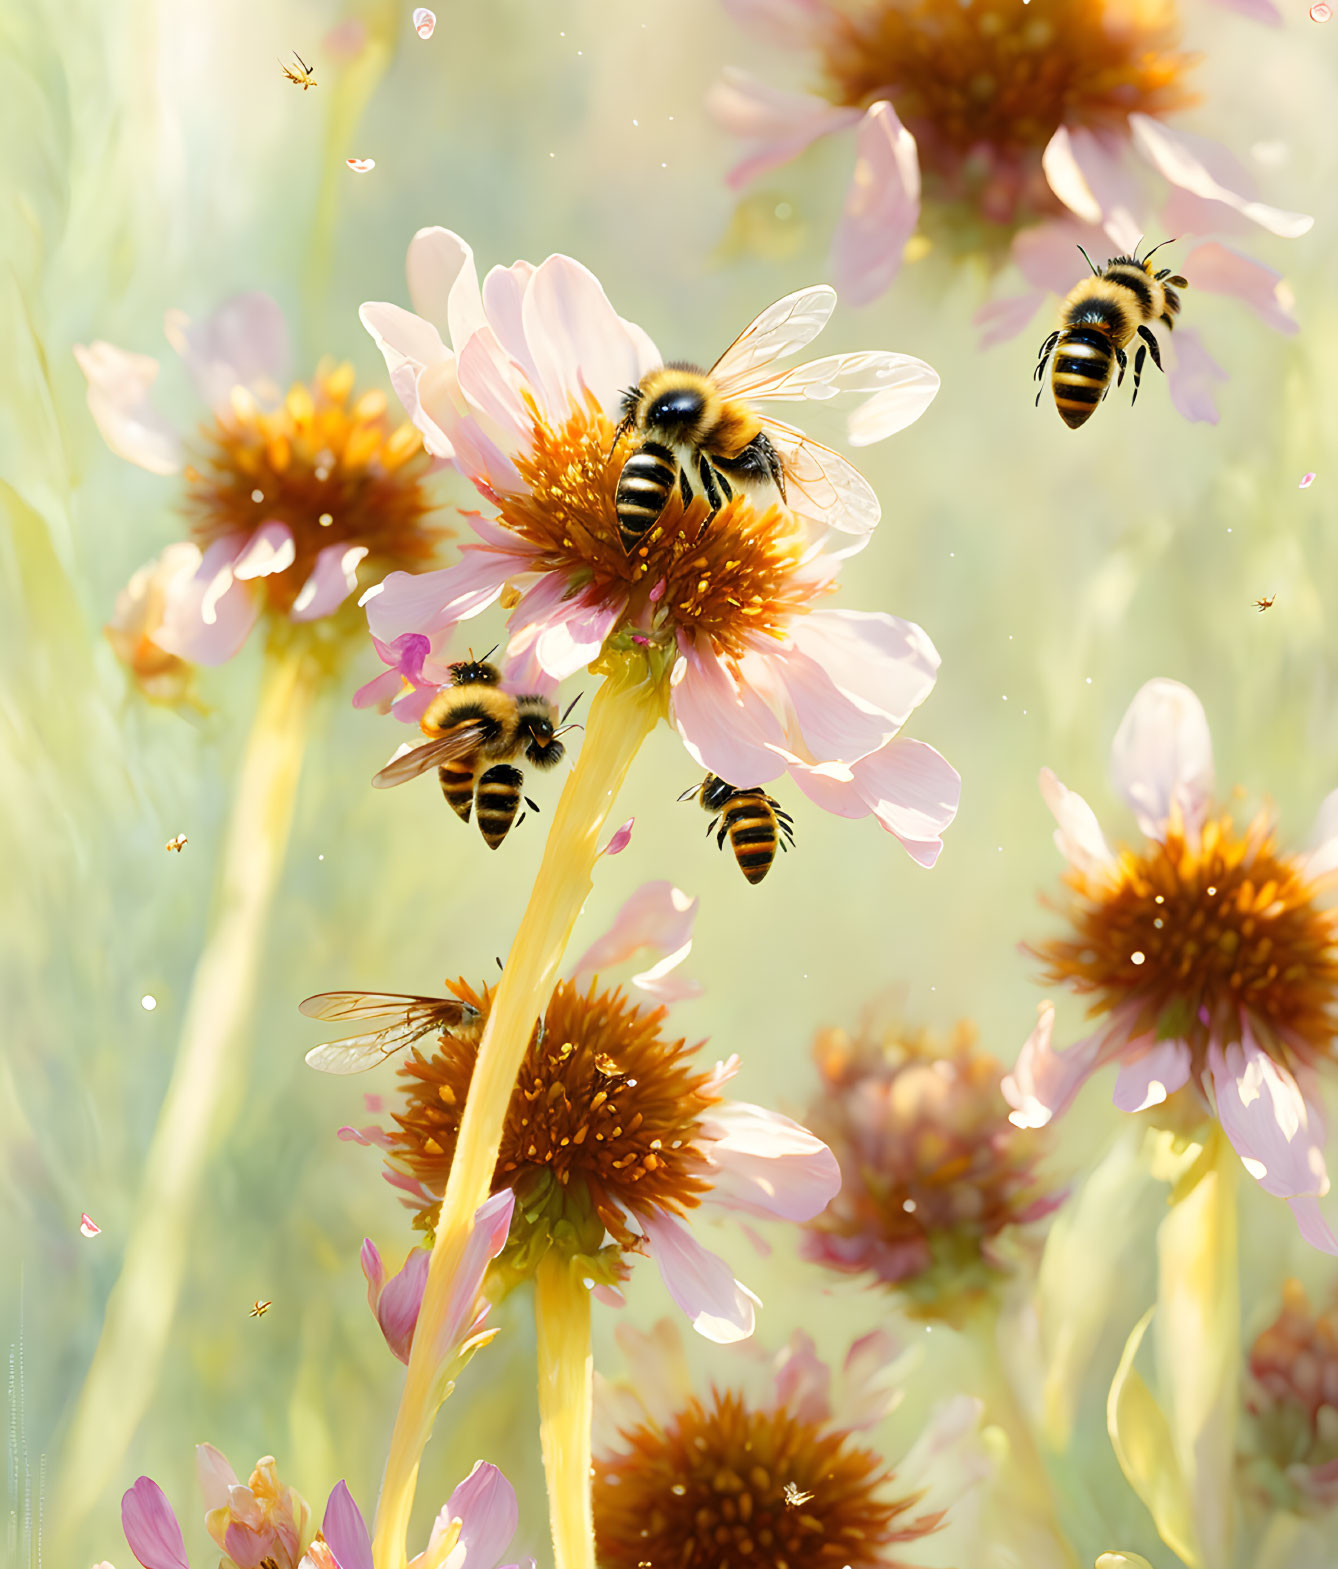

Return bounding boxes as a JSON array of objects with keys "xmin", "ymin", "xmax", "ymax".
[{"xmin": 3, "ymin": 1, "xmax": 1337, "ymax": 1566}]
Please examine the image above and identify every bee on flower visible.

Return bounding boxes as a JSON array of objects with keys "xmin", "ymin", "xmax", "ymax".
[
  {"xmin": 359, "ymin": 229, "xmax": 959, "ymax": 866},
  {"xmin": 709, "ymin": 0, "xmax": 1311, "ymax": 423},
  {"xmin": 1005, "ymin": 677, "xmax": 1338, "ymax": 1254}
]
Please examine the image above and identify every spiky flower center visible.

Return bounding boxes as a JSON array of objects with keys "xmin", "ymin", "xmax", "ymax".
[
  {"xmin": 595, "ymin": 1389, "xmax": 936, "ymax": 1569},
  {"xmin": 496, "ymin": 397, "xmax": 829, "ymax": 658},
  {"xmin": 1035, "ymin": 812, "xmax": 1338, "ymax": 1071},
  {"xmin": 389, "ymin": 979, "xmax": 722, "ymax": 1250},
  {"xmin": 804, "ymin": 1022, "xmax": 1054, "ymax": 1304},
  {"xmin": 184, "ymin": 361, "xmax": 441, "ymax": 618},
  {"xmin": 1243, "ymin": 1279, "xmax": 1338, "ymax": 1511},
  {"xmin": 819, "ymin": 0, "xmax": 1196, "ymax": 229}
]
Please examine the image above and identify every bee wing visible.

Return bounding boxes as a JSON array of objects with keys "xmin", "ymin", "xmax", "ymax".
[
  {"xmin": 721, "ymin": 351, "xmax": 940, "ymax": 443},
  {"xmin": 709, "ymin": 286, "xmax": 837, "ymax": 395},
  {"xmin": 303, "ymin": 997, "xmax": 478, "ymax": 1074},
  {"xmin": 299, "ymin": 990, "xmax": 450, "ymax": 1021},
  {"xmin": 371, "ymin": 727, "xmax": 487, "ymax": 788},
  {"xmin": 758, "ymin": 416, "xmax": 880, "ymax": 536}
]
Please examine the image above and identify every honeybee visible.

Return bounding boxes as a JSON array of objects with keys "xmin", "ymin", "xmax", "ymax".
[
  {"xmin": 299, "ymin": 989, "xmax": 483, "ymax": 1074},
  {"xmin": 371, "ymin": 660, "xmax": 576, "ymax": 849},
  {"xmin": 165, "ymin": 833, "xmax": 188, "ymax": 852},
  {"xmin": 681, "ymin": 774, "xmax": 795, "ymax": 885},
  {"xmin": 1034, "ymin": 241, "xmax": 1188, "ymax": 429},
  {"xmin": 249, "ymin": 1300, "xmax": 272, "ymax": 1318},
  {"xmin": 783, "ymin": 1483, "xmax": 815, "ymax": 1508},
  {"xmin": 1256, "ymin": 593, "xmax": 1277, "ymax": 612},
  {"xmin": 612, "ymin": 285, "xmax": 933, "ymax": 552},
  {"xmin": 280, "ymin": 51, "xmax": 317, "ymax": 89}
]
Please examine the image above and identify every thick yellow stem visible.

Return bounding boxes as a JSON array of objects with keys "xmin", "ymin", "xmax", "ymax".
[
  {"xmin": 55, "ymin": 649, "xmax": 321, "ymax": 1540},
  {"xmin": 536, "ymin": 1254, "xmax": 596, "ymax": 1569},
  {"xmin": 371, "ymin": 659, "xmax": 662, "ymax": 1569}
]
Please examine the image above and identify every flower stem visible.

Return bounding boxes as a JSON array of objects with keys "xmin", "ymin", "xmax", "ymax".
[
  {"xmin": 536, "ymin": 1253, "xmax": 596, "ymax": 1569},
  {"xmin": 371, "ymin": 657, "xmax": 662, "ymax": 1569},
  {"xmin": 54, "ymin": 648, "xmax": 322, "ymax": 1542}
]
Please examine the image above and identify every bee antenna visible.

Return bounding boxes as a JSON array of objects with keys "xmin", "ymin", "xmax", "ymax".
[
  {"xmin": 559, "ymin": 691, "xmax": 584, "ymax": 724},
  {"xmin": 676, "ymin": 784, "xmax": 699, "ymax": 803},
  {"xmin": 480, "ymin": 644, "xmax": 499, "ymax": 662},
  {"xmin": 553, "ymin": 721, "xmax": 584, "ymax": 741},
  {"xmin": 1076, "ymin": 245, "xmax": 1100, "ymax": 277},
  {"xmin": 1140, "ymin": 237, "xmax": 1177, "ymax": 263}
]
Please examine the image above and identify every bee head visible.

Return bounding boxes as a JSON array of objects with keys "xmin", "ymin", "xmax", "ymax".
[
  {"xmin": 449, "ymin": 649, "xmax": 501, "ymax": 687},
  {"xmin": 516, "ymin": 699, "xmax": 565, "ymax": 769},
  {"xmin": 638, "ymin": 365, "xmax": 713, "ymax": 443},
  {"xmin": 698, "ymin": 774, "xmax": 737, "ymax": 811}
]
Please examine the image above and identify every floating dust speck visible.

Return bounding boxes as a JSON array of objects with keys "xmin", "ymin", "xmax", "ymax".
[
  {"xmin": 79, "ymin": 1213, "xmax": 101, "ymax": 1238},
  {"xmin": 346, "ymin": 157, "xmax": 376, "ymax": 173},
  {"xmin": 413, "ymin": 7, "xmax": 436, "ymax": 38},
  {"xmin": 165, "ymin": 833, "xmax": 188, "ymax": 852},
  {"xmin": 1300, "ymin": 471, "xmax": 1317, "ymax": 489},
  {"xmin": 141, "ymin": 994, "xmax": 157, "ymax": 1011}
]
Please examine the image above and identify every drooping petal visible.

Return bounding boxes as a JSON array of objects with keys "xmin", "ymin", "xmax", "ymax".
[
  {"xmin": 570, "ymin": 882, "xmax": 698, "ymax": 989},
  {"xmin": 358, "ymin": 301, "xmax": 451, "ymax": 450},
  {"xmin": 232, "ymin": 521, "xmax": 297, "ymax": 580},
  {"xmin": 363, "ymin": 539, "xmax": 528, "ymax": 644},
  {"xmin": 121, "ymin": 1478, "xmax": 190, "ymax": 1569},
  {"xmin": 1039, "ymin": 766, "xmax": 1115, "ymax": 874},
  {"xmin": 700, "ymin": 1102, "xmax": 840, "ymax": 1221},
  {"xmin": 1041, "ymin": 126, "xmax": 1144, "ymax": 252},
  {"xmin": 405, "ymin": 227, "xmax": 485, "ymax": 348},
  {"xmin": 1209, "ymin": 1040, "xmax": 1330, "ymax": 1200},
  {"xmin": 670, "ymin": 644, "xmax": 789, "ymax": 789},
  {"xmin": 786, "ymin": 739, "xmax": 960, "ymax": 867},
  {"xmin": 1304, "ymin": 787, "xmax": 1338, "ymax": 879},
  {"xmin": 444, "ymin": 1461, "xmax": 519, "ymax": 1568},
  {"xmin": 1112, "ymin": 1038, "xmax": 1192, "ymax": 1112},
  {"xmin": 1165, "ymin": 327, "xmax": 1228, "ymax": 425},
  {"xmin": 772, "ymin": 1332, "xmax": 832, "ymax": 1425},
  {"xmin": 291, "ymin": 544, "xmax": 369, "ymax": 621},
  {"xmin": 707, "ymin": 69, "xmax": 861, "ymax": 189},
  {"xmin": 638, "ymin": 1209, "xmax": 759, "ymax": 1343},
  {"xmin": 154, "ymin": 534, "xmax": 261, "ymax": 665},
  {"xmin": 1287, "ymin": 1194, "xmax": 1338, "ymax": 1255},
  {"xmin": 164, "ymin": 293, "xmax": 289, "ymax": 414},
  {"xmin": 1002, "ymin": 1002, "xmax": 1106, "ymax": 1128},
  {"xmin": 1181, "ymin": 241, "xmax": 1297, "ymax": 334},
  {"xmin": 434, "ymin": 1189, "xmax": 516, "ymax": 1361},
  {"xmin": 320, "ymin": 1483, "xmax": 373, "ymax": 1569},
  {"xmin": 196, "ymin": 1443, "xmax": 240, "ymax": 1513},
  {"xmin": 1129, "ymin": 115, "xmax": 1313, "ymax": 238},
  {"xmin": 74, "ymin": 341, "xmax": 182, "ymax": 475},
  {"xmin": 370, "ymin": 1247, "xmax": 430, "ymax": 1364},
  {"xmin": 829, "ymin": 102, "xmax": 921, "ymax": 307},
  {"xmin": 1109, "ymin": 678, "xmax": 1214, "ymax": 840}
]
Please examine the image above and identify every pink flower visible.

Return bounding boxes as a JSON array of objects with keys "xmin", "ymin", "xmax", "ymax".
[
  {"xmin": 77, "ymin": 296, "xmax": 443, "ymax": 666},
  {"xmin": 712, "ymin": 0, "xmax": 1309, "ymax": 422},
  {"xmin": 351, "ymin": 883, "xmax": 841, "ymax": 1343},
  {"xmin": 352, "ymin": 631, "xmax": 458, "ymax": 722},
  {"xmin": 122, "ymin": 1455, "xmax": 310, "ymax": 1569},
  {"xmin": 360, "ymin": 229, "xmax": 957, "ymax": 865},
  {"xmin": 1006, "ymin": 678, "xmax": 1338, "ymax": 1254}
]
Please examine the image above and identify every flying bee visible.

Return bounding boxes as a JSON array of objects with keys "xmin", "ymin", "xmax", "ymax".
[
  {"xmin": 299, "ymin": 989, "xmax": 484, "ymax": 1074},
  {"xmin": 249, "ymin": 1300, "xmax": 272, "ymax": 1318},
  {"xmin": 280, "ymin": 51, "xmax": 317, "ymax": 89},
  {"xmin": 165, "ymin": 833, "xmax": 188, "ymax": 852},
  {"xmin": 611, "ymin": 285, "xmax": 936, "ymax": 553},
  {"xmin": 371, "ymin": 661, "xmax": 578, "ymax": 849},
  {"xmin": 681, "ymin": 774, "xmax": 795, "ymax": 885},
  {"xmin": 1034, "ymin": 241, "xmax": 1188, "ymax": 429},
  {"xmin": 1256, "ymin": 592, "xmax": 1277, "ymax": 612}
]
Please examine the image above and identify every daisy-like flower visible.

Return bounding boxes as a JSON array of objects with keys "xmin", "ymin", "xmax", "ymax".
[
  {"xmin": 593, "ymin": 1317, "xmax": 979, "ymax": 1569},
  {"xmin": 1004, "ymin": 678, "xmax": 1338, "ymax": 1254},
  {"xmin": 710, "ymin": 0, "xmax": 1311, "ymax": 421},
  {"xmin": 121, "ymin": 1450, "xmax": 309, "ymax": 1569},
  {"xmin": 76, "ymin": 293, "xmax": 444, "ymax": 666},
  {"xmin": 802, "ymin": 1015, "xmax": 1063, "ymax": 1315},
  {"xmin": 360, "ymin": 228, "xmax": 958, "ymax": 865},
  {"xmin": 339, "ymin": 881, "xmax": 840, "ymax": 1342},
  {"xmin": 1241, "ymin": 1277, "xmax": 1338, "ymax": 1513}
]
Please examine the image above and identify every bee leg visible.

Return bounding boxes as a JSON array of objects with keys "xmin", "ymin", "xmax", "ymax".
[
  {"xmin": 716, "ymin": 822, "xmax": 731, "ymax": 850},
  {"xmin": 1131, "ymin": 344, "xmax": 1147, "ymax": 406},
  {"xmin": 1114, "ymin": 345, "xmax": 1127, "ymax": 388},
  {"xmin": 705, "ymin": 814, "xmax": 721, "ymax": 840},
  {"xmin": 693, "ymin": 453, "xmax": 725, "ymax": 538},
  {"xmin": 524, "ymin": 796, "xmax": 541, "ymax": 813},
  {"xmin": 1136, "ymin": 324, "xmax": 1164, "ymax": 372},
  {"xmin": 715, "ymin": 468, "xmax": 733, "ymax": 502},
  {"xmin": 679, "ymin": 466, "xmax": 694, "ymax": 508}
]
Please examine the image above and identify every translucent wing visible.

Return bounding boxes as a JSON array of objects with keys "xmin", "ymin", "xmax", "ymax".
[
  {"xmin": 759, "ymin": 416, "xmax": 880, "ymax": 536},
  {"xmin": 709, "ymin": 286, "xmax": 837, "ymax": 396},
  {"xmin": 299, "ymin": 990, "xmax": 451, "ymax": 1021},
  {"xmin": 371, "ymin": 726, "xmax": 487, "ymax": 788},
  {"xmin": 723, "ymin": 351, "xmax": 939, "ymax": 429},
  {"xmin": 300, "ymin": 992, "xmax": 479, "ymax": 1074}
]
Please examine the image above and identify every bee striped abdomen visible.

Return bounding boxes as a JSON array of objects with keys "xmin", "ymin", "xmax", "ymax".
[
  {"xmin": 722, "ymin": 793, "xmax": 781, "ymax": 884},
  {"xmin": 438, "ymin": 759, "xmax": 476, "ymax": 821},
  {"xmin": 475, "ymin": 764, "xmax": 524, "ymax": 849},
  {"xmin": 1051, "ymin": 327, "xmax": 1114, "ymax": 430},
  {"xmin": 615, "ymin": 440, "xmax": 677, "ymax": 551}
]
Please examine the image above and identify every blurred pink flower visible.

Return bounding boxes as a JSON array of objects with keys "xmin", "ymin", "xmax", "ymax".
[
  {"xmin": 1007, "ymin": 678, "xmax": 1338, "ymax": 1254},
  {"xmin": 360, "ymin": 229, "xmax": 957, "ymax": 865},
  {"xmin": 122, "ymin": 1454, "xmax": 309, "ymax": 1569},
  {"xmin": 1243, "ymin": 1278, "xmax": 1338, "ymax": 1513}
]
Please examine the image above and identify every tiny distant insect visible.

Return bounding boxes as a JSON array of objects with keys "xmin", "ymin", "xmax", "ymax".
[
  {"xmin": 250, "ymin": 1300, "xmax": 272, "ymax": 1318},
  {"xmin": 280, "ymin": 51, "xmax": 317, "ymax": 89},
  {"xmin": 611, "ymin": 284, "xmax": 918, "ymax": 553},
  {"xmin": 1034, "ymin": 241, "xmax": 1188, "ymax": 429},
  {"xmin": 165, "ymin": 834, "xmax": 188, "ymax": 852},
  {"xmin": 783, "ymin": 1483, "xmax": 815, "ymax": 1508},
  {"xmin": 1256, "ymin": 593, "xmax": 1277, "ymax": 612},
  {"xmin": 680, "ymin": 774, "xmax": 795, "ymax": 885},
  {"xmin": 371, "ymin": 658, "xmax": 580, "ymax": 849},
  {"xmin": 300, "ymin": 989, "xmax": 483, "ymax": 1074}
]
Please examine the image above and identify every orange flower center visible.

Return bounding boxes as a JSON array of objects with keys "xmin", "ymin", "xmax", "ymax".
[
  {"xmin": 389, "ymin": 979, "xmax": 722, "ymax": 1256},
  {"xmin": 184, "ymin": 361, "xmax": 442, "ymax": 619},
  {"xmin": 495, "ymin": 397, "xmax": 828, "ymax": 658},
  {"xmin": 1034, "ymin": 811, "xmax": 1338, "ymax": 1072},
  {"xmin": 595, "ymin": 1389, "xmax": 938, "ymax": 1569}
]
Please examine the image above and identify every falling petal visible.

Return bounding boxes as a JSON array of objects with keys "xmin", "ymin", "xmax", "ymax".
[
  {"xmin": 413, "ymin": 7, "xmax": 436, "ymax": 37},
  {"xmin": 1300, "ymin": 471, "xmax": 1317, "ymax": 488},
  {"xmin": 599, "ymin": 818, "xmax": 634, "ymax": 857},
  {"xmin": 80, "ymin": 1213, "xmax": 101, "ymax": 1238},
  {"xmin": 1311, "ymin": 2, "xmax": 1332, "ymax": 19},
  {"xmin": 346, "ymin": 158, "xmax": 376, "ymax": 173}
]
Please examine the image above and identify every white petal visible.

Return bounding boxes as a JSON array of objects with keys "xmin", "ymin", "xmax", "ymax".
[
  {"xmin": 1109, "ymin": 678, "xmax": 1214, "ymax": 840},
  {"xmin": 73, "ymin": 341, "xmax": 181, "ymax": 474},
  {"xmin": 639, "ymin": 1210, "xmax": 759, "ymax": 1343},
  {"xmin": 164, "ymin": 292, "xmax": 289, "ymax": 414},
  {"xmin": 1041, "ymin": 126, "xmax": 1143, "ymax": 252},
  {"xmin": 232, "ymin": 521, "xmax": 296, "ymax": 580},
  {"xmin": 1039, "ymin": 766, "xmax": 1114, "ymax": 874},
  {"xmin": 405, "ymin": 227, "xmax": 485, "ymax": 348},
  {"xmin": 1210, "ymin": 1039, "xmax": 1330, "ymax": 1199},
  {"xmin": 700, "ymin": 1102, "xmax": 840, "ymax": 1221},
  {"xmin": 1304, "ymin": 787, "xmax": 1338, "ymax": 879},
  {"xmin": 1112, "ymin": 1039, "xmax": 1192, "ymax": 1112}
]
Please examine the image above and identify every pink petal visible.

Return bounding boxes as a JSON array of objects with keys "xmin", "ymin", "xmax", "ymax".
[
  {"xmin": 359, "ymin": 1238, "xmax": 386, "ymax": 1301},
  {"xmin": 1112, "ymin": 1038, "xmax": 1192, "ymax": 1112},
  {"xmin": 358, "ymin": 301, "xmax": 450, "ymax": 450},
  {"xmin": 720, "ymin": 0, "xmax": 824, "ymax": 47},
  {"xmin": 669, "ymin": 644, "xmax": 789, "ymax": 789},
  {"xmin": 1209, "ymin": 1039, "xmax": 1330, "ymax": 1199},
  {"xmin": 830, "ymin": 102, "xmax": 921, "ymax": 307},
  {"xmin": 338, "ymin": 1123, "xmax": 395, "ymax": 1149},
  {"xmin": 73, "ymin": 341, "xmax": 182, "ymax": 475},
  {"xmin": 363, "ymin": 543, "xmax": 525, "ymax": 644},
  {"xmin": 1041, "ymin": 126, "xmax": 1143, "ymax": 252},
  {"xmin": 1166, "ymin": 327, "xmax": 1228, "ymax": 425},
  {"xmin": 786, "ymin": 739, "xmax": 960, "ymax": 867},
  {"xmin": 638, "ymin": 1209, "xmax": 759, "ymax": 1343},
  {"xmin": 700, "ymin": 1101, "xmax": 841, "ymax": 1220},
  {"xmin": 1181, "ymin": 241, "xmax": 1297, "ymax": 335},
  {"xmin": 1205, "ymin": 0, "xmax": 1282, "ymax": 20},
  {"xmin": 291, "ymin": 543, "xmax": 368, "ymax": 621},
  {"xmin": 376, "ymin": 1248, "xmax": 430, "ymax": 1363},
  {"xmin": 79, "ymin": 1212, "xmax": 101, "ymax": 1237},
  {"xmin": 1002, "ymin": 1003, "xmax": 1106, "ymax": 1128},
  {"xmin": 454, "ymin": 326, "xmax": 535, "ymax": 440},
  {"xmin": 163, "ymin": 293, "xmax": 289, "ymax": 414},
  {"xmin": 1039, "ymin": 766, "xmax": 1114, "ymax": 874},
  {"xmin": 707, "ymin": 69, "xmax": 861, "ymax": 188},
  {"xmin": 1012, "ymin": 218, "xmax": 1108, "ymax": 295},
  {"xmin": 973, "ymin": 292, "xmax": 1046, "ymax": 349},
  {"xmin": 599, "ymin": 818, "xmax": 634, "ymax": 857},
  {"xmin": 504, "ymin": 581, "xmax": 626, "ymax": 683},
  {"xmin": 155, "ymin": 535, "xmax": 260, "ymax": 665},
  {"xmin": 121, "ymin": 1478, "xmax": 189, "ymax": 1569},
  {"xmin": 1304, "ymin": 787, "xmax": 1338, "ymax": 879},
  {"xmin": 434, "ymin": 1189, "xmax": 515, "ymax": 1359},
  {"xmin": 772, "ymin": 1332, "xmax": 832, "ymax": 1425},
  {"xmin": 1109, "ymin": 678, "xmax": 1214, "ymax": 841},
  {"xmin": 1287, "ymin": 1195, "xmax": 1338, "ymax": 1255},
  {"xmin": 196, "ymin": 1443, "xmax": 239, "ymax": 1513},
  {"xmin": 232, "ymin": 521, "xmax": 296, "ymax": 580},
  {"xmin": 571, "ymin": 881, "xmax": 699, "ymax": 986},
  {"xmin": 352, "ymin": 667, "xmax": 407, "ymax": 712},
  {"xmin": 405, "ymin": 227, "xmax": 484, "ymax": 347},
  {"xmin": 444, "ymin": 1461, "xmax": 519, "ymax": 1567},
  {"xmin": 321, "ymin": 1483, "xmax": 372, "ymax": 1569},
  {"xmin": 1129, "ymin": 115, "xmax": 1313, "ymax": 238}
]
